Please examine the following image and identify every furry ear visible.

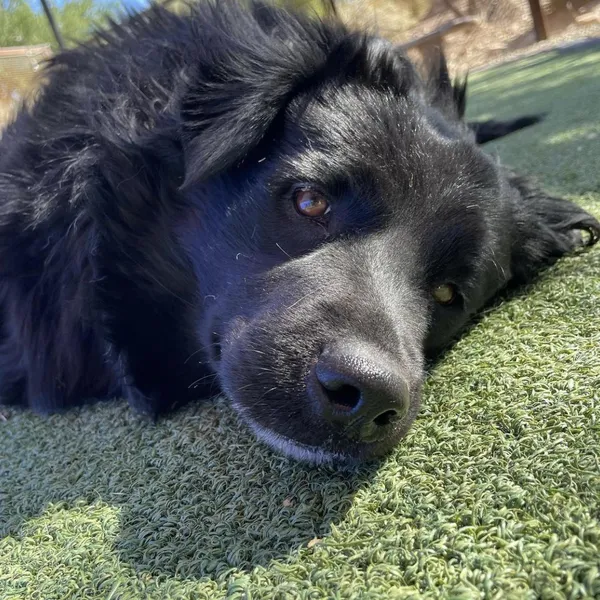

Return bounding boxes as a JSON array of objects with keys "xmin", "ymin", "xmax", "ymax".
[
  {"xmin": 425, "ymin": 49, "xmax": 464, "ymax": 120},
  {"xmin": 425, "ymin": 51, "xmax": 545, "ymax": 143},
  {"xmin": 178, "ymin": 3, "xmax": 346, "ymax": 188},
  {"xmin": 508, "ymin": 174, "xmax": 599, "ymax": 282},
  {"xmin": 179, "ymin": 60, "xmax": 294, "ymax": 188}
]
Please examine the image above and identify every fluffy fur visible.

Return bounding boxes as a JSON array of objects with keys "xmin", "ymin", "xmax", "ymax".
[{"xmin": 0, "ymin": 1, "xmax": 598, "ymax": 463}]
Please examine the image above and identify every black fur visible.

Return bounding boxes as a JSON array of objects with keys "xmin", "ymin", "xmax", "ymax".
[
  {"xmin": 0, "ymin": 1, "xmax": 598, "ymax": 462},
  {"xmin": 471, "ymin": 114, "xmax": 546, "ymax": 144}
]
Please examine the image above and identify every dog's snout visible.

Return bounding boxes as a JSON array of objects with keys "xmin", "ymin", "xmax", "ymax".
[{"xmin": 312, "ymin": 342, "xmax": 409, "ymax": 443}]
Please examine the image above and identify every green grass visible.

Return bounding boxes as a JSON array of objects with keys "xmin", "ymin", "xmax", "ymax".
[{"xmin": 1, "ymin": 47, "xmax": 599, "ymax": 600}]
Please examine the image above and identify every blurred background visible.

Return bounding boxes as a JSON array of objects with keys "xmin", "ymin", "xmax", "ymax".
[{"xmin": 1, "ymin": 0, "xmax": 599, "ymax": 126}]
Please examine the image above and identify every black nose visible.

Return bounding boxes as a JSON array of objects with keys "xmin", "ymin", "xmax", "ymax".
[{"xmin": 311, "ymin": 342, "xmax": 409, "ymax": 443}]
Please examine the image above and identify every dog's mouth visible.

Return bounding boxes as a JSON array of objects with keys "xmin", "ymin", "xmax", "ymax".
[
  {"xmin": 231, "ymin": 404, "xmax": 405, "ymax": 465},
  {"xmin": 229, "ymin": 387, "xmax": 420, "ymax": 464}
]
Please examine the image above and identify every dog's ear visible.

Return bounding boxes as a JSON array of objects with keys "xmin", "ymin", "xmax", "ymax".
[
  {"xmin": 425, "ymin": 49, "xmax": 465, "ymax": 120},
  {"xmin": 179, "ymin": 64, "xmax": 292, "ymax": 188},
  {"xmin": 508, "ymin": 175, "xmax": 599, "ymax": 282},
  {"xmin": 425, "ymin": 51, "xmax": 545, "ymax": 143},
  {"xmin": 177, "ymin": 3, "xmax": 346, "ymax": 189},
  {"xmin": 179, "ymin": 37, "xmax": 414, "ymax": 188}
]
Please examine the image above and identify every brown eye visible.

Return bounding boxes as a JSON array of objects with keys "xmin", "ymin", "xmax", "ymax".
[
  {"xmin": 294, "ymin": 188, "xmax": 330, "ymax": 218},
  {"xmin": 432, "ymin": 283, "xmax": 457, "ymax": 305}
]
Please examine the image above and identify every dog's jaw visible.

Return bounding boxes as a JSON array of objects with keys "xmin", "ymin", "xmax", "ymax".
[{"xmin": 232, "ymin": 399, "xmax": 350, "ymax": 464}]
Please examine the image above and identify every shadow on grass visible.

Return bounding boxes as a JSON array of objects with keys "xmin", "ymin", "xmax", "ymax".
[
  {"xmin": 468, "ymin": 46, "xmax": 600, "ymax": 199},
  {"xmin": 0, "ymin": 398, "xmax": 382, "ymax": 579}
]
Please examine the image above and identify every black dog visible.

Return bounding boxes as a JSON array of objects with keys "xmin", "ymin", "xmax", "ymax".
[{"xmin": 0, "ymin": 1, "xmax": 597, "ymax": 463}]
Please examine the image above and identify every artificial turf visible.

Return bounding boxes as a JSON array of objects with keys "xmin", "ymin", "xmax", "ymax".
[{"xmin": 1, "ymin": 45, "xmax": 599, "ymax": 600}]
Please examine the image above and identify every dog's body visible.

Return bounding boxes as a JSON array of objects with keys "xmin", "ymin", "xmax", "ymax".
[{"xmin": 0, "ymin": 1, "xmax": 598, "ymax": 462}]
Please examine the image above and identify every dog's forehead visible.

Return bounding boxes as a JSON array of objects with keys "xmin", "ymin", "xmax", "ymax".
[
  {"xmin": 291, "ymin": 83, "xmax": 422, "ymax": 153},
  {"xmin": 282, "ymin": 83, "xmax": 497, "ymax": 216}
]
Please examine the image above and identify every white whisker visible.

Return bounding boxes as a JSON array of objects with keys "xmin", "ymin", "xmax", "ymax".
[
  {"xmin": 187, "ymin": 373, "xmax": 219, "ymax": 389},
  {"xmin": 275, "ymin": 242, "xmax": 292, "ymax": 259}
]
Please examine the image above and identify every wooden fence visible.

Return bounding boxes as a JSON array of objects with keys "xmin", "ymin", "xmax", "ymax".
[{"xmin": 0, "ymin": 44, "xmax": 52, "ymax": 125}]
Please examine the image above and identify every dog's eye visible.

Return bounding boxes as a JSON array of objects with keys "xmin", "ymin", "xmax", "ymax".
[
  {"xmin": 432, "ymin": 283, "xmax": 457, "ymax": 305},
  {"xmin": 294, "ymin": 188, "xmax": 330, "ymax": 218}
]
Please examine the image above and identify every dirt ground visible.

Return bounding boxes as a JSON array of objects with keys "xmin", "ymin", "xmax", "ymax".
[{"xmin": 342, "ymin": 0, "xmax": 600, "ymax": 72}]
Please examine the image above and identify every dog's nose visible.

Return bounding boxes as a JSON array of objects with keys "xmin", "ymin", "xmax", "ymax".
[{"xmin": 311, "ymin": 342, "xmax": 409, "ymax": 443}]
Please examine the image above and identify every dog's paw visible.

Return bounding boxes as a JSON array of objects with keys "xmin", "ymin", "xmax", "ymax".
[{"xmin": 575, "ymin": 224, "xmax": 600, "ymax": 248}]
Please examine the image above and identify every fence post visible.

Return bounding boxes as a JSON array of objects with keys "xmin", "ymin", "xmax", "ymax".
[
  {"xmin": 39, "ymin": 0, "xmax": 65, "ymax": 49},
  {"xmin": 528, "ymin": 0, "xmax": 548, "ymax": 41}
]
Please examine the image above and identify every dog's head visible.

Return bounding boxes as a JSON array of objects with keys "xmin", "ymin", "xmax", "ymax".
[
  {"xmin": 169, "ymin": 3, "xmax": 600, "ymax": 463},
  {"xmin": 113, "ymin": 3, "xmax": 597, "ymax": 463}
]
